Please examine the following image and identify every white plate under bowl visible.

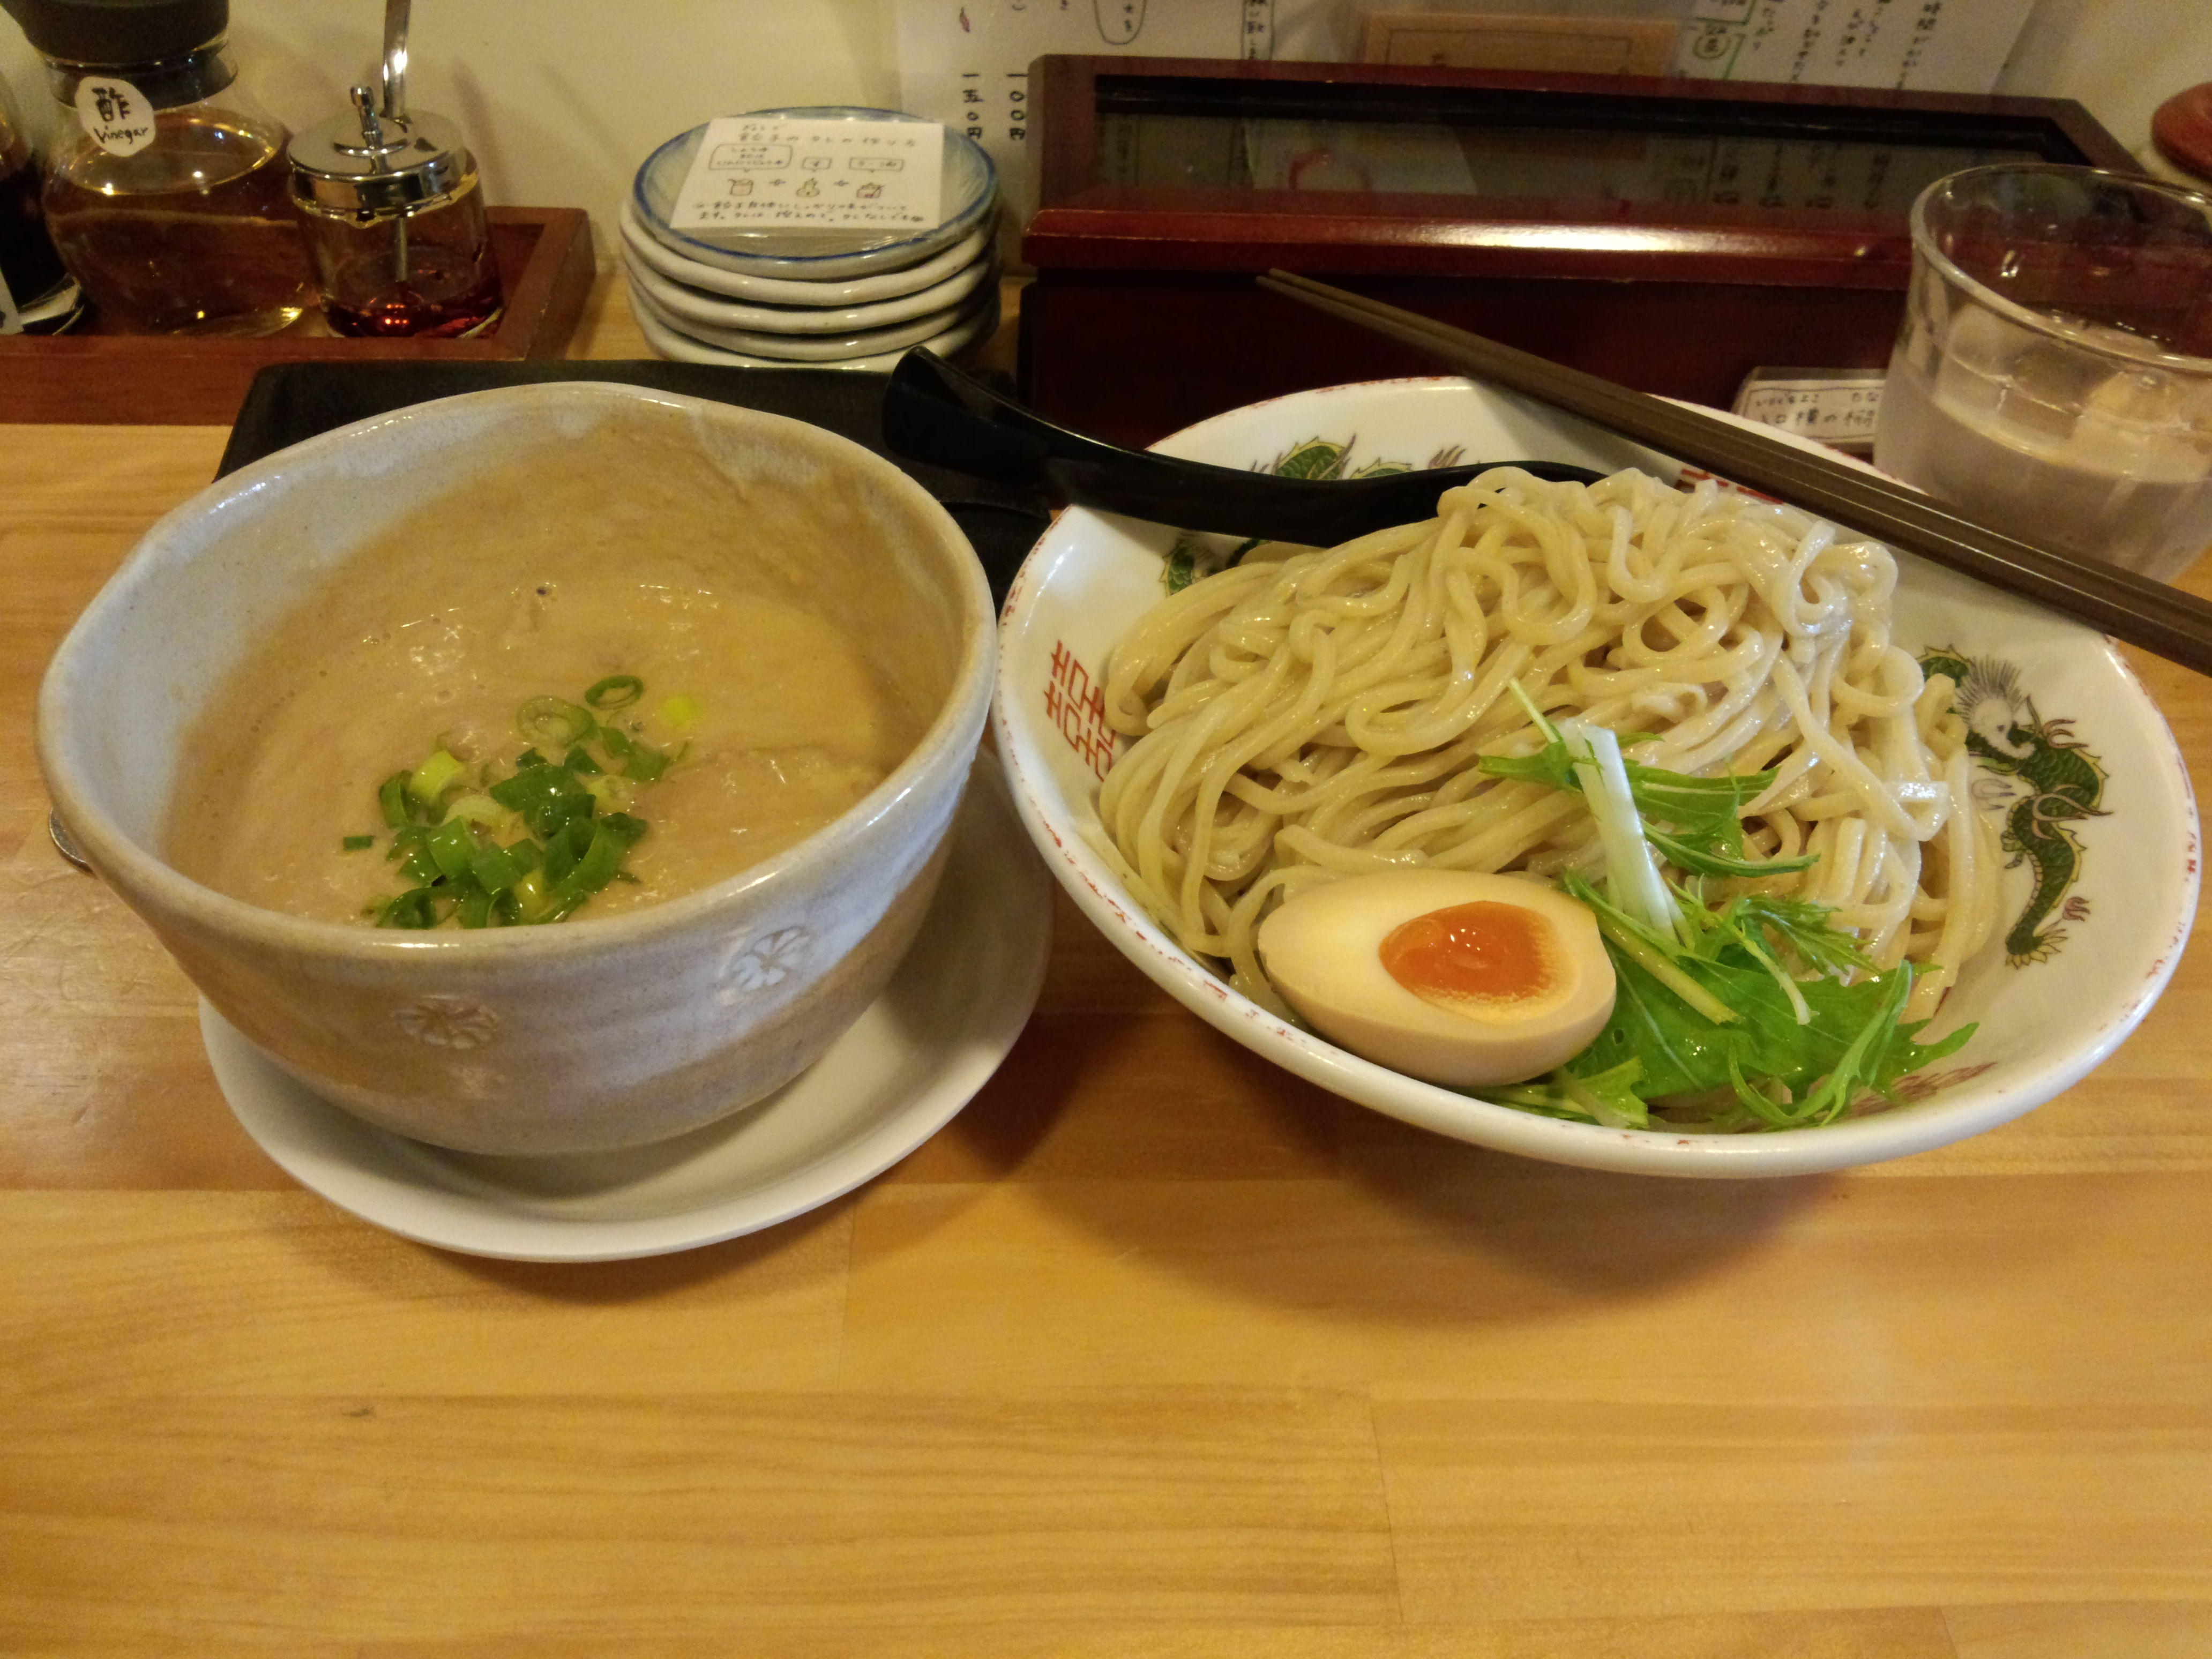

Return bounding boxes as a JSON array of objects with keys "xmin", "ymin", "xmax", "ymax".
[
  {"xmin": 632, "ymin": 282, "xmax": 998, "ymax": 371},
  {"xmin": 993, "ymin": 377, "xmax": 2200, "ymax": 1179},
  {"xmin": 622, "ymin": 238, "xmax": 996, "ymax": 335},
  {"xmin": 207, "ymin": 759, "xmax": 1051, "ymax": 1259},
  {"xmin": 632, "ymin": 107, "xmax": 995, "ymax": 276},
  {"xmin": 619, "ymin": 200, "xmax": 994, "ymax": 308},
  {"xmin": 628, "ymin": 273, "xmax": 991, "ymax": 361}
]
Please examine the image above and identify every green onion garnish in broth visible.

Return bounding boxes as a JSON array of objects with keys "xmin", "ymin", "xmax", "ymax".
[
  {"xmin": 585, "ymin": 675, "xmax": 643, "ymax": 711},
  {"xmin": 353, "ymin": 676, "xmax": 690, "ymax": 929}
]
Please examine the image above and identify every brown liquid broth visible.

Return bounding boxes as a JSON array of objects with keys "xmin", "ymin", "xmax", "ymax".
[{"xmin": 167, "ymin": 436, "xmax": 926, "ymax": 924}]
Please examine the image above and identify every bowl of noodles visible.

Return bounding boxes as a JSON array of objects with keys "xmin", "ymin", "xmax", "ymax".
[{"xmin": 993, "ymin": 377, "xmax": 2199, "ymax": 1176}]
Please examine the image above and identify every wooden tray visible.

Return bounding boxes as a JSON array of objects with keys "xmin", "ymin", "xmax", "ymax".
[{"xmin": 0, "ymin": 206, "xmax": 596, "ymax": 426}]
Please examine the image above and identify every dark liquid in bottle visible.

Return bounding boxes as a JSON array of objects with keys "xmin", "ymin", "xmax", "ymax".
[
  {"xmin": 44, "ymin": 110, "xmax": 312, "ymax": 335},
  {"xmin": 1, "ymin": 152, "xmax": 72, "ymax": 308}
]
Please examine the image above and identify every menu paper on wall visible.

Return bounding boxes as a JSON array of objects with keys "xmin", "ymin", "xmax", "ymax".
[
  {"xmin": 1673, "ymin": 0, "xmax": 2035, "ymax": 93},
  {"xmin": 665, "ymin": 117, "xmax": 946, "ymax": 234},
  {"xmin": 895, "ymin": 0, "xmax": 1348, "ymax": 222}
]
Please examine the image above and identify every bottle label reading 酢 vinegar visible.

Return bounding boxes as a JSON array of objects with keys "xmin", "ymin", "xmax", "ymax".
[{"xmin": 74, "ymin": 77, "xmax": 155, "ymax": 156}]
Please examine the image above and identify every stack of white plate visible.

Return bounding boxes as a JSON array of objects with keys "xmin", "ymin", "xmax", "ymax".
[{"xmin": 623, "ymin": 107, "xmax": 1000, "ymax": 370}]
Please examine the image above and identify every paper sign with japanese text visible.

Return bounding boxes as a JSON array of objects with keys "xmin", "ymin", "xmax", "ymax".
[{"xmin": 666, "ymin": 117, "xmax": 945, "ymax": 234}]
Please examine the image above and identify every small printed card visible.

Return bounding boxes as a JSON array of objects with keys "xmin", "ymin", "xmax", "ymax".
[
  {"xmin": 1732, "ymin": 370, "xmax": 1886, "ymax": 454},
  {"xmin": 664, "ymin": 117, "xmax": 945, "ymax": 234}
]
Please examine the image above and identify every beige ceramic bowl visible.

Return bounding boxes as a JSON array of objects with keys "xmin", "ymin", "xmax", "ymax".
[{"xmin": 38, "ymin": 383, "xmax": 995, "ymax": 1156}]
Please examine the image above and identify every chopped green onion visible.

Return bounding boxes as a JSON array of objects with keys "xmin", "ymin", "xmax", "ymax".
[
  {"xmin": 425, "ymin": 817, "xmax": 477, "ymax": 884},
  {"xmin": 585, "ymin": 675, "xmax": 644, "ymax": 711},
  {"xmin": 659, "ymin": 693, "xmax": 700, "ymax": 729},
  {"xmin": 507, "ymin": 869, "xmax": 554, "ymax": 923},
  {"xmin": 363, "ymin": 677, "xmax": 667, "ymax": 929},
  {"xmin": 628, "ymin": 749, "xmax": 670, "ymax": 783},
  {"xmin": 376, "ymin": 887, "xmax": 443, "ymax": 929},
  {"xmin": 387, "ymin": 827, "xmax": 440, "ymax": 886},
  {"xmin": 378, "ymin": 772, "xmax": 412, "ymax": 828},
  {"xmin": 542, "ymin": 825, "xmax": 577, "ymax": 888},
  {"xmin": 517, "ymin": 696, "xmax": 595, "ymax": 748},
  {"xmin": 582, "ymin": 774, "xmax": 632, "ymax": 810},
  {"xmin": 562, "ymin": 820, "xmax": 629, "ymax": 896},
  {"xmin": 470, "ymin": 843, "xmax": 524, "ymax": 894},
  {"xmin": 442, "ymin": 796, "xmax": 513, "ymax": 836},
  {"xmin": 489, "ymin": 763, "xmax": 594, "ymax": 838},
  {"xmin": 406, "ymin": 749, "xmax": 467, "ymax": 808},
  {"xmin": 600, "ymin": 726, "xmax": 674, "ymax": 782}
]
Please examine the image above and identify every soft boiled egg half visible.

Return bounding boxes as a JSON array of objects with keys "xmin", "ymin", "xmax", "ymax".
[{"xmin": 1256, "ymin": 869, "xmax": 1617, "ymax": 1088}]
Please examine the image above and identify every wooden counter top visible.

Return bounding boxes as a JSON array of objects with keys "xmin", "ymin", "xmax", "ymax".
[{"xmin": 3, "ymin": 273, "xmax": 2208, "ymax": 1657}]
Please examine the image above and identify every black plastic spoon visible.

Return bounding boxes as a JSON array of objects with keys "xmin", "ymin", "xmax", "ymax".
[{"xmin": 882, "ymin": 348, "xmax": 1608, "ymax": 546}]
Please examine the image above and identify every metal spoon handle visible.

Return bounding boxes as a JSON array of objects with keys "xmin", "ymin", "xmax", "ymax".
[{"xmin": 381, "ymin": 0, "xmax": 410, "ymax": 121}]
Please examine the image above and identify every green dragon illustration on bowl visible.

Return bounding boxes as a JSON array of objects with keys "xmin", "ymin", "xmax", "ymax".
[{"xmin": 1919, "ymin": 647, "xmax": 2105, "ymax": 966}]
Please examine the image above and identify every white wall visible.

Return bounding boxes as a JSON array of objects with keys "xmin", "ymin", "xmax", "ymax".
[
  {"xmin": 1998, "ymin": 0, "xmax": 2212, "ymax": 167},
  {"xmin": 3, "ymin": 0, "xmax": 2203, "ymax": 265}
]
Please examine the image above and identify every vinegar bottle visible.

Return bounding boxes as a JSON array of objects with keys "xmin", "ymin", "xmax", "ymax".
[{"xmin": 0, "ymin": 0, "xmax": 314, "ymax": 335}]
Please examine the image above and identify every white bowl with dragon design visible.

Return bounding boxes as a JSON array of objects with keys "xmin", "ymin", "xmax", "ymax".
[{"xmin": 993, "ymin": 377, "xmax": 2200, "ymax": 1176}]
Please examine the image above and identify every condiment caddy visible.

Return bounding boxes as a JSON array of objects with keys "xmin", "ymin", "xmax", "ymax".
[{"xmin": 0, "ymin": 0, "xmax": 585, "ymax": 421}]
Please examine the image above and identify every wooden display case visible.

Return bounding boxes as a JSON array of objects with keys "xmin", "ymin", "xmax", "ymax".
[
  {"xmin": 1019, "ymin": 58, "xmax": 2138, "ymax": 446},
  {"xmin": 0, "ymin": 206, "xmax": 595, "ymax": 425}
]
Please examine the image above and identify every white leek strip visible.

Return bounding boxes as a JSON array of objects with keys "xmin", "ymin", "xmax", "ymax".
[{"xmin": 1559, "ymin": 716, "xmax": 1677, "ymax": 938}]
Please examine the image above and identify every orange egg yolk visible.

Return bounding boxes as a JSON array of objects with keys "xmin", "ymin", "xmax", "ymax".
[{"xmin": 1378, "ymin": 900, "xmax": 1561, "ymax": 1012}]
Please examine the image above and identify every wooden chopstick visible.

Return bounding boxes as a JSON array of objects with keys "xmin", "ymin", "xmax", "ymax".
[{"xmin": 1258, "ymin": 268, "xmax": 2212, "ymax": 678}]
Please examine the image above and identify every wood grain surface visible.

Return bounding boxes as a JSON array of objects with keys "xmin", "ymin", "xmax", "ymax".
[{"xmin": 2, "ymin": 274, "xmax": 2207, "ymax": 1658}]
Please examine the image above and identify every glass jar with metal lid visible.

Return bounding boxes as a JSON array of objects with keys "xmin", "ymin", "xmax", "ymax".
[{"xmin": 286, "ymin": 1, "xmax": 500, "ymax": 338}]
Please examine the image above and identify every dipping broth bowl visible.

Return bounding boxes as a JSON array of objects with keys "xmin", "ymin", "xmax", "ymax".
[{"xmin": 38, "ymin": 383, "xmax": 995, "ymax": 1156}]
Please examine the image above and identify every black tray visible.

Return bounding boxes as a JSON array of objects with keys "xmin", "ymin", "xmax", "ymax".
[{"xmin": 218, "ymin": 360, "xmax": 1052, "ymax": 607}]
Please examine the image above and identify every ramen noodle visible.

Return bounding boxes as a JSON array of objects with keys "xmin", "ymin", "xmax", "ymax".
[{"xmin": 1095, "ymin": 466, "xmax": 2000, "ymax": 1028}]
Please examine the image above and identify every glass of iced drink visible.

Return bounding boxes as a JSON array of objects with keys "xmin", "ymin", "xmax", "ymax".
[{"xmin": 1875, "ymin": 164, "xmax": 2212, "ymax": 581}]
